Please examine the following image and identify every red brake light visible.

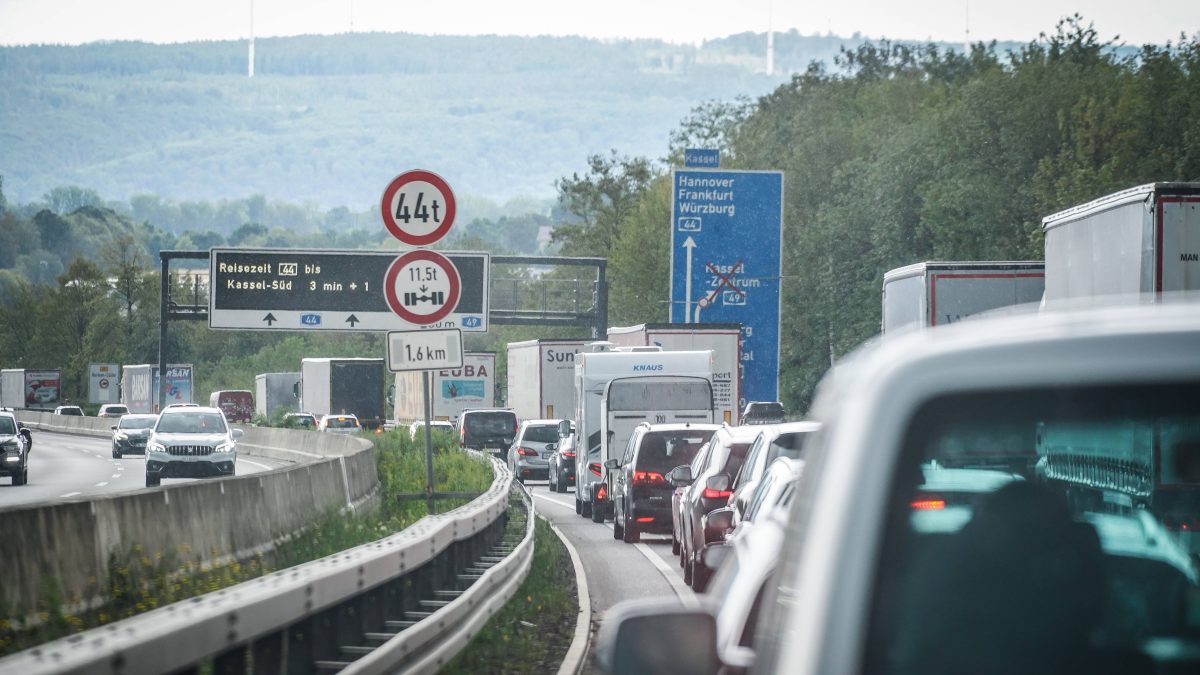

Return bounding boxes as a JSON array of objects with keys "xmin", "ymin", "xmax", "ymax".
[
  {"xmin": 563, "ymin": 451, "xmax": 576, "ymax": 459},
  {"xmin": 702, "ymin": 488, "xmax": 733, "ymax": 500},
  {"xmin": 635, "ymin": 517, "xmax": 655, "ymax": 523},
  {"xmin": 633, "ymin": 470, "xmax": 667, "ymax": 486},
  {"xmin": 589, "ymin": 462, "xmax": 602, "ymax": 477},
  {"xmin": 517, "ymin": 446, "xmax": 537, "ymax": 457},
  {"xmin": 910, "ymin": 499, "xmax": 946, "ymax": 511}
]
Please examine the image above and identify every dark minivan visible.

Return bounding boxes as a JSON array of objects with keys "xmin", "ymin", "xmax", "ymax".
[{"xmin": 458, "ymin": 408, "xmax": 519, "ymax": 458}]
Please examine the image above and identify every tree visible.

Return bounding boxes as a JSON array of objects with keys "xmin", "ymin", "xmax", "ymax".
[
  {"xmin": 551, "ymin": 151, "xmax": 656, "ymax": 258},
  {"xmin": 100, "ymin": 234, "xmax": 148, "ymax": 356},
  {"xmin": 43, "ymin": 186, "xmax": 103, "ymax": 214}
]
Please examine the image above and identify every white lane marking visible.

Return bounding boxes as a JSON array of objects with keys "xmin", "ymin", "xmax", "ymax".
[
  {"xmin": 636, "ymin": 542, "xmax": 697, "ymax": 607},
  {"xmin": 111, "ymin": 474, "xmax": 121, "ymax": 479},
  {"xmin": 95, "ymin": 482, "xmax": 108, "ymax": 487},
  {"xmin": 61, "ymin": 492, "xmax": 81, "ymax": 498},
  {"xmin": 542, "ymin": 515, "xmax": 592, "ymax": 675},
  {"xmin": 532, "ymin": 492, "xmax": 576, "ymax": 511},
  {"xmin": 239, "ymin": 459, "xmax": 273, "ymax": 472}
]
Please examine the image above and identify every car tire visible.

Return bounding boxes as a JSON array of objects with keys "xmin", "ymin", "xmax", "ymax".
[
  {"xmin": 112, "ymin": 448, "xmax": 121, "ymax": 459},
  {"xmin": 575, "ymin": 496, "xmax": 583, "ymax": 515},
  {"xmin": 12, "ymin": 467, "xmax": 25, "ymax": 486},
  {"xmin": 692, "ymin": 561, "xmax": 710, "ymax": 592},
  {"xmin": 591, "ymin": 499, "xmax": 605, "ymax": 523},
  {"xmin": 683, "ymin": 553, "xmax": 693, "ymax": 585},
  {"xmin": 671, "ymin": 532, "xmax": 680, "ymax": 555},
  {"xmin": 613, "ymin": 511, "xmax": 624, "ymax": 539},
  {"xmin": 22, "ymin": 468, "xmax": 29, "ymax": 485},
  {"xmin": 623, "ymin": 518, "xmax": 639, "ymax": 544},
  {"xmin": 146, "ymin": 472, "xmax": 161, "ymax": 487},
  {"xmin": 558, "ymin": 472, "xmax": 568, "ymax": 493},
  {"xmin": 582, "ymin": 499, "xmax": 593, "ymax": 518}
]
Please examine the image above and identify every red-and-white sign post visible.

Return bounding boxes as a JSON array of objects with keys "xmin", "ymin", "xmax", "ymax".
[{"xmin": 380, "ymin": 169, "xmax": 464, "ymax": 511}]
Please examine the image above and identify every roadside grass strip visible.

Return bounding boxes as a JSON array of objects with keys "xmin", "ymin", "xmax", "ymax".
[{"xmin": 441, "ymin": 517, "xmax": 578, "ymax": 674}]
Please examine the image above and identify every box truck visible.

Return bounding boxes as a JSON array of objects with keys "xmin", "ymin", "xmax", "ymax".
[
  {"xmin": 572, "ymin": 344, "xmax": 715, "ymax": 520},
  {"xmin": 505, "ymin": 339, "xmax": 587, "ymax": 421},
  {"xmin": 882, "ymin": 261, "xmax": 1045, "ymax": 333},
  {"xmin": 209, "ymin": 390, "xmax": 254, "ymax": 423},
  {"xmin": 393, "ymin": 352, "xmax": 496, "ymax": 424},
  {"xmin": 255, "ymin": 372, "xmax": 300, "ymax": 420},
  {"xmin": 0, "ymin": 369, "xmax": 25, "ymax": 409},
  {"xmin": 608, "ymin": 323, "xmax": 741, "ymax": 424},
  {"xmin": 1042, "ymin": 182, "xmax": 1200, "ymax": 304},
  {"xmin": 300, "ymin": 358, "xmax": 387, "ymax": 429},
  {"xmin": 122, "ymin": 364, "xmax": 155, "ymax": 413},
  {"xmin": 2, "ymin": 369, "xmax": 64, "ymax": 410}
]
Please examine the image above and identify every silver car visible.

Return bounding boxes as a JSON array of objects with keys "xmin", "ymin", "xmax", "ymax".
[
  {"xmin": 145, "ymin": 406, "xmax": 242, "ymax": 487},
  {"xmin": 507, "ymin": 420, "xmax": 561, "ymax": 482}
]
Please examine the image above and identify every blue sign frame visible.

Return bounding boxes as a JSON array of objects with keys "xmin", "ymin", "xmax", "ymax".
[{"xmin": 669, "ymin": 170, "xmax": 783, "ymax": 406}]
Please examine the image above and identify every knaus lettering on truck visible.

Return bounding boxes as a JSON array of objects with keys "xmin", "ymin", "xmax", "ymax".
[{"xmin": 632, "ymin": 364, "xmax": 665, "ymax": 372}]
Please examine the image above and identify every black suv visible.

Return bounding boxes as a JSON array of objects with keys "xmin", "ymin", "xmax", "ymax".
[
  {"xmin": 608, "ymin": 423, "xmax": 718, "ymax": 543},
  {"xmin": 458, "ymin": 408, "xmax": 518, "ymax": 458}
]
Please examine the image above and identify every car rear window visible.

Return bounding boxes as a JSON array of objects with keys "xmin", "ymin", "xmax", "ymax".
[
  {"xmin": 105, "ymin": 406, "xmax": 129, "ymax": 414},
  {"xmin": 118, "ymin": 416, "xmax": 156, "ymax": 430},
  {"xmin": 465, "ymin": 412, "xmax": 516, "ymax": 435},
  {"xmin": 522, "ymin": 424, "xmax": 560, "ymax": 444},
  {"xmin": 327, "ymin": 417, "xmax": 359, "ymax": 429},
  {"xmin": 636, "ymin": 430, "xmax": 716, "ymax": 473},
  {"xmin": 0, "ymin": 417, "xmax": 15, "ymax": 435}
]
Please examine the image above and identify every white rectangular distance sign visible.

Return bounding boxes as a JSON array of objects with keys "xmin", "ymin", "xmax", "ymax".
[{"xmin": 387, "ymin": 329, "xmax": 464, "ymax": 372}]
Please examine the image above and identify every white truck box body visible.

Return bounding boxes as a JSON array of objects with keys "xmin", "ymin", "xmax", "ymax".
[
  {"xmin": 506, "ymin": 339, "xmax": 586, "ymax": 421},
  {"xmin": 574, "ymin": 348, "xmax": 714, "ymax": 506},
  {"xmin": 393, "ymin": 352, "xmax": 496, "ymax": 423},
  {"xmin": 121, "ymin": 364, "xmax": 155, "ymax": 413},
  {"xmin": 607, "ymin": 323, "xmax": 740, "ymax": 424},
  {"xmin": 1042, "ymin": 182, "xmax": 1200, "ymax": 303},
  {"xmin": 882, "ymin": 261, "xmax": 1045, "ymax": 332},
  {"xmin": 255, "ymin": 372, "xmax": 300, "ymax": 419},
  {"xmin": 0, "ymin": 369, "xmax": 24, "ymax": 409},
  {"xmin": 300, "ymin": 358, "xmax": 386, "ymax": 424}
]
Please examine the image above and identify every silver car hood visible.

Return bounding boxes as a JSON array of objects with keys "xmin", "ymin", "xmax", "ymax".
[{"xmin": 151, "ymin": 432, "xmax": 230, "ymax": 445}]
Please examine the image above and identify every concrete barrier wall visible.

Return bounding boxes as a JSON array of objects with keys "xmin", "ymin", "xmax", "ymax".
[{"xmin": 3, "ymin": 412, "xmax": 380, "ymax": 616}]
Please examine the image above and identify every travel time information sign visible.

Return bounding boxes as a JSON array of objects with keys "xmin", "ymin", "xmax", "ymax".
[
  {"xmin": 209, "ymin": 248, "xmax": 489, "ymax": 332},
  {"xmin": 669, "ymin": 169, "xmax": 783, "ymax": 406}
]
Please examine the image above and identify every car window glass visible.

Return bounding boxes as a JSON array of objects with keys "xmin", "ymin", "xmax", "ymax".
[
  {"xmin": 746, "ymin": 471, "xmax": 777, "ymax": 521},
  {"xmin": 766, "ymin": 431, "xmax": 809, "ymax": 463},
  {"xmin": 622, "ymin": 432, "xmax": 639, "ymax": 464},
  {"xmin": 326, "ymin": 417, "xmax": 359, "ymax": 429},
  {"xmin": 0, "ymin": 417, "xmax": 15, "ymax": 435},
  {"xmin": 691, "ymin": 437, "xmax": 713, "ymax": 472},
  {"xmin": 637, "ymin": 430, "xmax": 715, "ymax": 473},
  {"xmin": 465, "ymin": 412, "xmax": 516, "ymax": 435},
  {"xmin": 737, "ymin": 433, "xmax": 769, "ymax": 488},
  {"xmin": 523, "ymin": 425, "xmax": 559, "ymax": 444},
  {"xmin": 156, "ymin": 412, "xmax": 227, "ymax": 434},
  {"xmin": 718, "ymin": 441, "xmax": 754, "ymax": 478},
  {"xmin": 864, "ymin": 383, "xmax": 1200, "ymax": 675},
  {"xmin": 119, "ymin": 417, "xmax": 156, "ymax": 430}
]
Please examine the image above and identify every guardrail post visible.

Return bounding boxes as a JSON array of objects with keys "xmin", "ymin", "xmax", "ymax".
[{"xmin": 251, "ymin": 632, "xmax": 284, "ymax": 675}]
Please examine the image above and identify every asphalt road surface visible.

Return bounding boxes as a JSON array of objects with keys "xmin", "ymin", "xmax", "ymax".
[{"xmin": 0, "ymin": 429, "xmax": 291, "ymax": 509}]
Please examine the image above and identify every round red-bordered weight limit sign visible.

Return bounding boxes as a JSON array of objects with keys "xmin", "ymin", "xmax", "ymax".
[
  {"xmin": 380, "ymin": 170, "xmax": 457, "ymax": 246},
  {"xmin": 384, "ymin": 250, "xmax": 462, "ymax": 325}
]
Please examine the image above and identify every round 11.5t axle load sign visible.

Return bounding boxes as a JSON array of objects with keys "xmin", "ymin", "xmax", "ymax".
[
  {"xmin": 380, "ymin": 170, "xmax": 457, "ymax": 246},
  {"xmin": 383, "ymin": 249, "xmax": 462, "ymax": 325}
]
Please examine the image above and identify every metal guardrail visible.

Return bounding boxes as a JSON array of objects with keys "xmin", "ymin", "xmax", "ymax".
[{"xmin": 0, "ymin": 452, "xmax": 534, "ymax": 675}]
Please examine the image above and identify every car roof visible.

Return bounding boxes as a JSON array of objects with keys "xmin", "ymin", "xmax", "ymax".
[
  {"xmin": 638, "ymin": 422, "xmax": 721, "ymax": 433},
  {"xmin": 119, "ymin": 413, "xmax": 159, "ymax": 420},
  {"xmin": 521, "ymin": 419, "xmax": 563, "ymax": 426},
  {"xmin": 719, "ymin": 424, "xmax": 769, "ymax": 441},
  {"xmin": 321, "ymin": 413, "xmax": 358, "ymax": 418},
  {"xmin": 159, "ymin": 405, "xmax": 223, "ymax": 415}
]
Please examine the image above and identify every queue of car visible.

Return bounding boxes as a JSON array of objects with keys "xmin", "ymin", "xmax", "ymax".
[{"xmin": 595, "ymin": 302, "xmax": 1200, "ymax": 675}]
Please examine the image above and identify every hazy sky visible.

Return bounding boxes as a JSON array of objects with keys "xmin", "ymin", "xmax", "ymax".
[{"xmin": 0, "ymin": 1, "xmax": 1195, "ymax": 47}]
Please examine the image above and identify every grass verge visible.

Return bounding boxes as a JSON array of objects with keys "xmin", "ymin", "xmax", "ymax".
[
  {"xmin": 441, "ymin": 516, "xmax": 578, "ymax": 674},
  {"xmin": 0, "ymin": 429, "xmax": 491, "ymax": 656}
]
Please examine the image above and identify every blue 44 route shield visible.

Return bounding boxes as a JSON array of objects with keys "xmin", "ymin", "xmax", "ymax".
[{"xmin": 669, "ymin": 169, "xmax": 783, "ymax": 407}]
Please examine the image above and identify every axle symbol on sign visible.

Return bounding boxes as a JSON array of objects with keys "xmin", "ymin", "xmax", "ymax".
[{"xmin": 404, "ymin": 285, "xmax": 446, "ymax": 306}]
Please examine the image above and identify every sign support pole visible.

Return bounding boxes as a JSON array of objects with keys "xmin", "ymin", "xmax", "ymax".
[{"xmin": 423, "ymin": 370, "xmax": 435, "ymax": 515}]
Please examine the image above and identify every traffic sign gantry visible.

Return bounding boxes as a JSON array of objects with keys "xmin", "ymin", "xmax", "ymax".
[
  {"xmin": 384, "ymin": 250, "xmax": 461, "ymax": 325},
  {"xmin": 380, "ymin": 170, "xmax": 457, "ymax": 246},
  {"xmin": 209, "ymin": 248, "xmax": 490, "ymax": 332}
]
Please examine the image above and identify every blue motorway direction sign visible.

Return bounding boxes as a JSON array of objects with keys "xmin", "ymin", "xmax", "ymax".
[{"xmin": 670, "ymin": 170, "xmax": 783, "ymax": 406}]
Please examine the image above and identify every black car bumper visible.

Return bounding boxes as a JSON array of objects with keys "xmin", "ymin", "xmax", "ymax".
[
  {"xmin": 147, "ymin": 459, "xmax": 236, "ymax": 478},
  {"xmin": 629, "ymin": 501, "xmax": 675, "ymax": 534}
]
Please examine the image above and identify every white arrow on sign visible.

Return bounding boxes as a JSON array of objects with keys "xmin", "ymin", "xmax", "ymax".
[{"xmin": 683, "ymin": 236, "xmax": 697, "ymax": 323}]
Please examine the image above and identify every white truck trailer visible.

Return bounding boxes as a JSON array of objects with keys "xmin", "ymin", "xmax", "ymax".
[
  {"xmin": 300, "ymin": 358, "xmax": 387, "ymax": 429},
  {"xmin": 0, "ymin": 370, "xmax": 25, "ymax": 409},
  {"xmin": 882, "ymin": 261, "xmax": 1045, "ymax": 332},
  {"xmin": 607, "ymin": 323, "xmax": 740, "ymax": 424},
  {"xmin": 122, "ymin": 364, "xmax": 155, "ymax": 413},
  {"xmin": 505, "ymin": 339, "xmax": 587, "ymax": 422},
  {"xmin": 1042, "ymin": 182, "xmax": 1200, "ymax": 304},
  {"xmin": 255, "ymin": 372, "xmax": 300, "ymax": 420},
  {"xmin": 392, "ymin": 352, "xmax": 496, "ymax": 424},
  {"xmin": 572, "ymin": 344, "xmax": 715, "ymax": 520}
]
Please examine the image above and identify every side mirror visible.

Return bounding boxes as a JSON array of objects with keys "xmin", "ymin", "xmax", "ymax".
[
  {"xmin": 705, "ymin": 473, "xmax": 731, "ymax": 493},
  {"xmin": 593, "ymin": 598, "xmax": 719, "ymax": 675},
  {"xmin": 111, "ymin": 425, "xmax": 118, "ymax": 430},
  {"xmin": 604, "ymin": 458, "xmax": 621, "ymax": 470},
  {"xmin": 668, "ymin": 465, "xmax": 694, "ymax": 487},
  {"xmin": 546, "ymin": 443, "xmax": 557, "ymax": 453},
  {"xmin": 701, "ymin": 543, "xmax": 731, "ymax": 571},
  {"xmin": 703, "ymin": 507, "xmax": 735, "ymax": 545},
  {"xmin": 557, "ymin": 419, "xmax": 571, "ymax": 438},
  {"xmin": 232, "ymin": 428, "xmax": 245, "ymax": 440}
]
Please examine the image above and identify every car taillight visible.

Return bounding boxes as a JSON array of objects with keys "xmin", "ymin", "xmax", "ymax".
[
  {"xmin": 910, "ymin": 498, "xmax": 945, "ymax": 511},
  {"xmin": 517, "ymin": 446, "xmax": 537, "ymax": 457},
  {"xmin": 563, "ymin": 451, "xmax": 576, "ymax": 459},
  {"xmin": 633, "ymin": 470, "xmax": 667, "ymax": 486},
  {"xmin": 589, "ymin": 462, "xmax": 602, "ymax": 476},
  {"xmin": 702, "ymin": 488, "xmax": 733, "ymax": 500}
]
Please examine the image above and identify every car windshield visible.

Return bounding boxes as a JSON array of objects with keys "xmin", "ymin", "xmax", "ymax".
[
  {"xmin": 119, "ymin": 416, "xmax": 156, "ymax": 430},
  {"xmin": 287, "ymin": 415, "xmax": 315, "ymax": 428},
  {"xmin": 465, "ymin": 413, "xmax": 515, "ymax": 435},
  {"xmin": 105, "ymin": 406, "xmax": 129, "ymax": 414},
  {"xmin": 59, "ymin": 407, "xmax": 82, "ymax": 415},
  {"xmin": 636, "ymin": 429, "xmax": 716, "ymax": 473},
  {"xmin": 0, "ymin": 417, "xmax": 15, "ymax": 435},
  {"xmin": 522, "ymin": 424, "xmax": 560, "ymax": 444},
  {"xmin": 155, "ymin": 412, "xmax": 227, "ymax": 434},
  {"xmin": 326, "ymin": 417, "xmax": 359, "ymax": 429},
  {"xmin": 865, "ymin": 382, "xmax": 1200, "ymax": 674}
]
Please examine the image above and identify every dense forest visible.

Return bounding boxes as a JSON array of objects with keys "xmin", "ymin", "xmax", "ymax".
[{"xmin": 1, "ymin": 17, "xmax": 1196, "ymax": 413}]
